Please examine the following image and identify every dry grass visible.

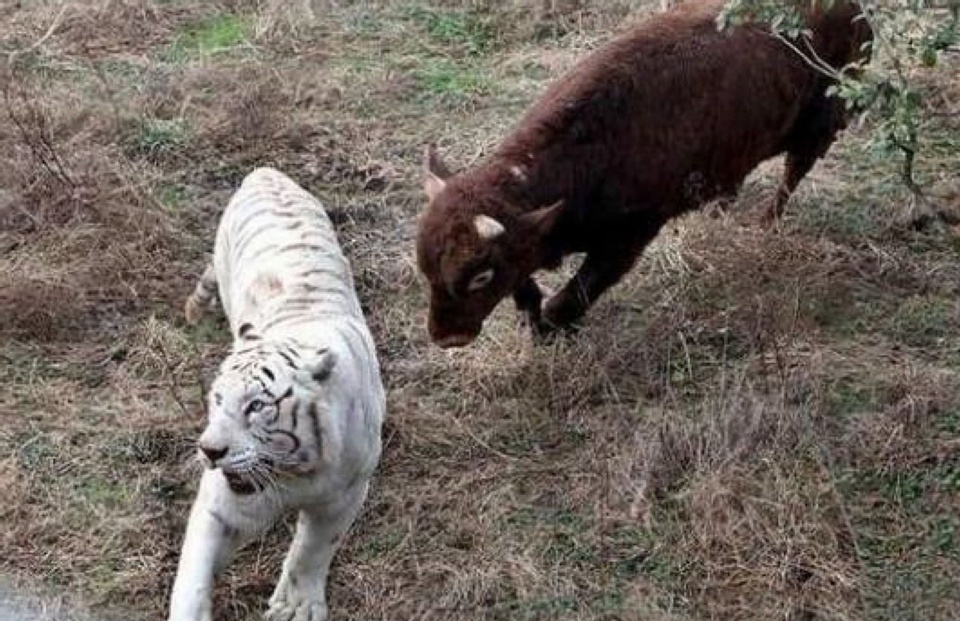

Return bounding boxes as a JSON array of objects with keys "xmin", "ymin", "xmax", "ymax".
[{"xmin": 2, "ymin": 2, "xmax": 959, "ymax": 620}]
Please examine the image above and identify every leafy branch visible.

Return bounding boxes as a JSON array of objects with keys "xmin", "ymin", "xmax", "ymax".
[{"xmin": 719, "ymin": 0, "xmax": 960, "ymax": 226}]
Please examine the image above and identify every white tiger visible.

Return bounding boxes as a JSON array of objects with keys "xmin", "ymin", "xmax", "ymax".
[{"xmin": 169, "ymin": 167, "xmax": 385, "ymax": 621}]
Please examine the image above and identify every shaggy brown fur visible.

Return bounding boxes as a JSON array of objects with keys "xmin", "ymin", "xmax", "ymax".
[{"xmin": 416, "ymin": 0, "xmax": 872, "ymax": 348}]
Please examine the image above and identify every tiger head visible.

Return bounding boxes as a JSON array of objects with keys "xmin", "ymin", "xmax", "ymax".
[{"xmin": 197, "ymin": 335, "xmax": 337, "ymax": 495}]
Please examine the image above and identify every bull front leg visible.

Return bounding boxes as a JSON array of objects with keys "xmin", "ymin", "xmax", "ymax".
[
  {"xmin": 541, "ymin": 250, "xmax": 638, "ymax": 331},
  {"xmin": 541, "ymin": 224, "xmax": 661, "ymax": 332},
  {"xmin": 513, "ymin": 277, "xmax": 545, "ymax": 332}
]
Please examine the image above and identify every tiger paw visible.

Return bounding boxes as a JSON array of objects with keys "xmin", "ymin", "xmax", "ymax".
[
  {"xmin": 167, "ymin": 603, "xmax": 212, "ymax": 621},
  {"xmin": 265, "ymin": 592, "xmax": 328, "ymax": 621}
]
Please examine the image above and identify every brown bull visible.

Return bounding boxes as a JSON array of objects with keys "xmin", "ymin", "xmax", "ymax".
[{"xmin": 417, "ymin": 0, "xmax": 872, "ymax": 348}]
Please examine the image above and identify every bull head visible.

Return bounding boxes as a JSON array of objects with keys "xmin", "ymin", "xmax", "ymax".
[{"xmin": 417, "ymin": 144, "xmax": 563, "ymax": 348}]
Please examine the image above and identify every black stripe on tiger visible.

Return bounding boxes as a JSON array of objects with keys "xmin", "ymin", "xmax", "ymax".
[
  {"xmin": 299, "ymin": 267, "xmax": 346, "ymax": 280},
  {"xmin": 265, "ymin": 429, "xmax": 301, "ymax": 455},
  {"xmin": 274, "ymin": 386, "xmax": 295, "ymax": 411},
  {"xmin": 277, "ymin": 349, "xmax": 298, "ymax": 369},
  {"xmin": 234, "ymin": 203, "xmax": 277, "ymax": 237},
  {"xmin": 279, "ymin": 243, "xmax": 326, "ymax": 254},
  {"xmin": 307, "ymin": 402, "xmax": 323, "ymax": 453},
  {"xmin": 289, "ymin": 396, "xmax": 300, "ymax": 430}
]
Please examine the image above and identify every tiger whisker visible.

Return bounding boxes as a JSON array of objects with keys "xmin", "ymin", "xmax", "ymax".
[{"xmin": 244, "ymin": 461, "xmax": 287, "ymax": 513}]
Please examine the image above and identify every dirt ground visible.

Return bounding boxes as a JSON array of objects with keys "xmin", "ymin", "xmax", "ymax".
[{"xmin": 1, "ymin": 1, "xmax": 959, "ymax": 620}]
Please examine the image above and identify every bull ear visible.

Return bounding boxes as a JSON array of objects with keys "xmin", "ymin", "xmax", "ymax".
[
  {"xmin": 519, "ymin": 200, "xmax": 563, "ymax": 235},
  {"xmin": 295, "ymin": 348, "xmax": 337, "ymax": 385},
  {"xmin": 424, "ymin": 144, "xmax": 451, "ymax": 201}
]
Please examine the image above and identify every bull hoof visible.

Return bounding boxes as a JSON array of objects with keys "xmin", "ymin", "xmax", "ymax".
[
  {"xmin": 760, "ymin": 196, "xmax": 789, "ymax": 230},
  {"xmin": 527, "ymin": 297, "xmax": 583, "ymax": 343},
  {"xmin": 517, "ymin": 308, "xmax": 570, "ymax": 343},
  {"xmin": 531, "ymin": 320, "xmax": 580, "ymax": 345}
]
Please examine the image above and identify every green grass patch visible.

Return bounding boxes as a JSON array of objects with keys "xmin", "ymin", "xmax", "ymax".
[
  {"xmin": 95, "ymin": 57, "xmax": 147, "ymax": 83},
  {"xmin": 77, "ymin": 475, "xmax": 134, "ymax": 511},
  {"xmin": 184, "ymin": 314, "xmax": 230, "ymax": 346},
  {"xmin": 164, "ymin": 13, "xmax": 252, "ymax": 62},
  {"xmin": 355, "ymin": 529, "xmax": 406, "ymax": 561},
  {"xmin": 937, "ymin": 408, "xmax": 960, "ymax": 436},
  {"xmin": 125, "ymin": 117, "xmax": 189, "ymax": 160},
  {"xmin": 883, "ymin": 294, "xmax": 957, "ymax": 348},
  {"xmin": 156, "ymin": 182, "xmax": 188, "ymax": 213},
  {"xmin": 825, "ymin": 377, "xmax": 879, "ymax": 416},
  {"xmin": 14, "ymin": 431, "xmax": 59, "ymax": 475},
  {"xmin": 413, "ymin": 59, "xmax": 492, "ymax": 102},
  {"xmin": 493, "ymin": 597, "xmax": 579, "ymax": 619},
  {"xmin": 793, "ymin": 195, "xmax": 894, "ymax": 240},
  {"xmin": 403, "ymin": 5, "xmax": 497, "ymax": 55}
]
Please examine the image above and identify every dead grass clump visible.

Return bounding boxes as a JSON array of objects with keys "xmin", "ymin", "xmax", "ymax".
[
  {"xmin": 680, "ymin": 464, "xmax": 859, "ymax": 621},
  {"xmin": 15, "ymin": 1, "xmax": 200, "ymax": 60},
  {"xmin": 0, "ymin": 79, "xmax": 94, "ymax": 233},
  {"xmin": 622, "ymin": 379, "xmax": 861, "ymax": 621},
  {"xmin": 827, "ymin": 356, "xmax": 960, "ymax": 467},
  {"xmin": 407, "ymin": 0, "xmax": 658, "ymax": 41},
  {"xmin": 0, "ymin": 65, "xmax": 204, "ymax": 341},
  {"xmin": 0, "ymin": 273, "xmax": 88, "ymax": 342},
  {"xmin": 128, "ymin": 61, "xmax": 404, "ymax": 196},
  {"xmin": 632, "ymin": 210, "xmax": 959, "ymax": 366},
  {"xmin": 634, "ymin": 387, "xmax": 817, "ymax": 500}
]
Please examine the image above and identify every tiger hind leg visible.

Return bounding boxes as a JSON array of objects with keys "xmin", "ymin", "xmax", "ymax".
[{"xmin": 184, "ymin": 263, "xmax": 218, "ymax": 325}]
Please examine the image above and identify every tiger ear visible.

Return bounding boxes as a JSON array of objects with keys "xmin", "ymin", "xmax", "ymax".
[{"xmin": 295, "ymin": 348, "xmax": 337, "ymax": 385}]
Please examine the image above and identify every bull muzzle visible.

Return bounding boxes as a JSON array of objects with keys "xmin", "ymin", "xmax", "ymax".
[{"xmin": 427, "ymin": 304, "xmax": 482, "ymax": 348}]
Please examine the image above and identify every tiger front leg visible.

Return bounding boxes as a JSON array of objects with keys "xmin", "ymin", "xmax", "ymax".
[
  {"xmin": 168, "ymin": 473, "xmax": 245, "ymax": 621},
  {"xmin": 266, "ymin": 484, "xmax": 369, "ymax": 621}
]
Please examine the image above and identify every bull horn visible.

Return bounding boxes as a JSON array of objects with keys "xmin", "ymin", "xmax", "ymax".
[{"xmin": 474, "ymin": 214, "xmax": 505, "ymax": 240}]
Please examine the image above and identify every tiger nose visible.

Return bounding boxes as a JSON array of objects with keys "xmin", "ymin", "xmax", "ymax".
[{"xmin": 199, "ymin": 443, "xmax": 228, "ymax": 465}]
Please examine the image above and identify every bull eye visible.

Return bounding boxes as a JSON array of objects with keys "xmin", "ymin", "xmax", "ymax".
[{"xmin": 467, "ymin": 268, "xmax": 495, "ymax": 292}]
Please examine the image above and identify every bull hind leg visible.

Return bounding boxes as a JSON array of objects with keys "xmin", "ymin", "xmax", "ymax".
[
  {"xmin": 769, "ymin": 95, "xmax": 848, "ymax": 222},
  {"xmin": 184, "ymin": 263, "xmax": 219, "ymax": 325},
  {"xmin": 770, "ymin": 150, "xmax": 824, "ymax": 222}
]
